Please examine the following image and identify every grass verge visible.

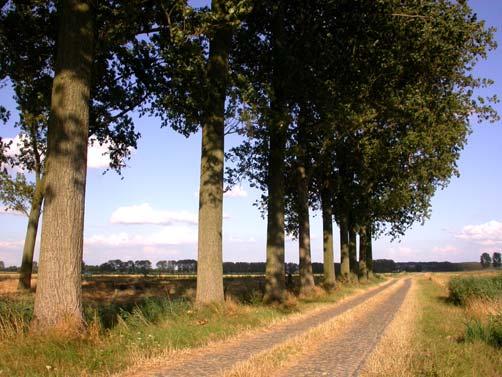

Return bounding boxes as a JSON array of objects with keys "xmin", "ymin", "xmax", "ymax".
[
  {"xmin": 410, "ymin": 274, "xmax": 501, "ymax": 377},
  {"xmin": 0, "ymin": 277, "xmax": 384, "ymax": 377}
]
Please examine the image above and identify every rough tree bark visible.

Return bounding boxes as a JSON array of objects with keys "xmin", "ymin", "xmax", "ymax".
[
  {"xmin": 348, "ymin": 222, "xmax": 358, "ymax": 278},
  {"xmin": 32, "ymin": 0, "xmax": 95, "ymax": 332},
  {"xmin": 339, "ymin": 214, "xmax": 350, "ymax": 282},
  {"xmin": 366, "ymin": 225, "xmax": 373, "ymax": 278},
  {"xmin": 18, "ymin": 125, "xmax": 45, "ymax": 291},
  {"xmin": 358, "ymin": 225, "xmax": 368, "ymax": 281},
  {"xmin": 297, "ymin": 114, "xmax": 314, "ymax": 296},
  {"xmin": 18, "ymin": 177, "xmax": 44, "ymax": 290},
  {"xmin": 321, "ymin": 185, "xmax": 335, "ymax": 291},
  {"xmin": 264, "ymin": 109, "xmax": 287, "ymax": 304},
  {"xmin": 195, "ymin": 0, "xmax": 232, "ymax": 306},
  {"xmin": 264, "ymin": 2, "xmax": 288, "ymax": 304}
]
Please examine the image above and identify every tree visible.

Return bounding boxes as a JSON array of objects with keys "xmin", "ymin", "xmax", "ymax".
[
  {"xmin": 156, "ymin": 260, "xmax": 168, "ymax": 272},
  {"xmin": 32, "ymin": 0, "xmax": 95, "ymax": 331},
  {"xmin": 480, "ymin": 252, "xmax": 492, "ymax": 269},
  {"xmin": 0, "ymin": 170, "xmax": 43, "ymax": 290},
  {"xmin": 1, "ymin": 0, "xmax": 149, "ymax": 292},
  {"xmin": 195, "ymin": 0, "xmax": 233, "ymax": 306},
  {"xmin": 0, "ymin": 261, "xmax": 4, "ymax": 270},
  {"xmin": 134, "ymin": 260, "xmax": 152, "ymax": 276},
  {"xmin": 493, "ymin": 252, "xmax": 501, "ymax": 268}
]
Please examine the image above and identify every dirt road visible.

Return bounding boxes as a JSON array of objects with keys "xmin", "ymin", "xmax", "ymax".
[{"xmin": 123, "ymin": 278, "xmax": 411, "ymax": 377}]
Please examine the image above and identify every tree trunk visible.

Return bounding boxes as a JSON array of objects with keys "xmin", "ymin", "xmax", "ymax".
[
  {"xmin": 321, "ymin": 187, "xmax": 335, "ymax": 291},
  {"xmin": 18, "ymin": 176, "xmax": 45, "ymax": 291},
  {"xmin": 297, "ymin": 164, "xmax": 315, "ymax": 296},
  {"xmin": 348, "ymin": 223, "xmax": 358, "ymax": 279},
  {"xmin": 32, "ymin": 0, "xmax": 95, "ymax": 332},
  {"xmin": 195, "ymin": 0, "xmax": 231, "ymax": 306},
  {"xmin": 366, "ymin": 225, "xmax": 373, "ymax": 278},
  {"xmin": 263, "ymin": 110, "xmax": 287, "ymax": 304},
  {"xmin": 339, "ymin": 215, "xmax": 350, "ymax": 282},
  {"xmin": 297, "ymin": 111, "xmax": 314, "ymax": 297},
  {"xmin": 264, "ymin": 2, "xmax": 288, "ymax": 305},
  {"xmin": 358, "ymin": 225, "xmax": 368, "ymax": 281}
]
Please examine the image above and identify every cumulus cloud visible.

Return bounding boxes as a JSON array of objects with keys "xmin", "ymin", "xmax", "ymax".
[
  {"xmin": 87, "ymin": 137, "xmax": 113, "ymax": 169},
  {"xmin": 0, "ymin": 206, "xmax": 25, "ymax": 216},
  {"xmin": 86, "ymin": 225, "xmax": 197, "ymax": 247},
  {"xmin": 456, "ymin": 220, "xmax": 502, "ymax": 245},
  {"xmin": 228, "ymin": 236, "xmax": 256, "ymax": 243},
  {"xmin": 432, "ymin": 245, "xmax": 459, "ymax": 254},
  {"xmin": 1, "ymin": 135, "xmax": 26, "ymax": 172},
  {"xmin": 110, "ymin": 203, "xmax": 198, "ymax": 226},
  {"xmin": 224, "ymin": 185, "xmax": 248, "ymax": 198},
  {"xmin": 2, "ymin": 134, "xmax": 120, "ymax": 170},
  {"xmin": 0, "ymin": 240, "xmax": 24, "ymax": 249},
  {"xmin": 388, "ymin": 246, "xmax": 415, "ymax": 257}
]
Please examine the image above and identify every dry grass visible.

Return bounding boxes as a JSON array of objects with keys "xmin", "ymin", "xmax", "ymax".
[
  {"xmin": 465, "ymin": 297, "xmax": 502, "ymax": 322},
  {"xmin": 359, "ymin": 279, "xmax": 418, "ymax": 377},
  {"xmin": 116, "ymin": 279, "xmax": 392, "ymax": 377},
  {"xmin": 219, "ymin": 279, "xmax": 405, "ymax": 377}
]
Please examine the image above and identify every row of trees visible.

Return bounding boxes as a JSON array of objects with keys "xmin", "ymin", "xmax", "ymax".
[
  {"xmin": 0, "ymin": 0, "xmax": 497, "ymax": 332},
  {"xmin": 480, "ymin": 252, "xmax": 502, "ymax": 269}
]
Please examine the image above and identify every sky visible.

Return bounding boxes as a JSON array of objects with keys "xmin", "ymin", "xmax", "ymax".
[{"xmin": 1, "ymin": 1, "xmax": 502, "ymax": 267}]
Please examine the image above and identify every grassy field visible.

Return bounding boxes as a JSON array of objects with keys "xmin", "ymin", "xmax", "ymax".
[
  {"xmin": 0, "ymin": 274, "xmax": 385, "ymax": 377},
  {"xmin": 410, "ymin": 273, "xmax": 501, "ymax": 376}
]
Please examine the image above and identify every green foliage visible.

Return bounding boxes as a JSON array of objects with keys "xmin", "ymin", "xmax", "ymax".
[
  {"xmin": 448, "ymin": 275, "xmax": 502, "ymax": 305},
  {"xmin": 465, "ymin": 315, "xmax": 502, "ymax": 348},
  {"xmin": 492, "ymin": 252, "xmax": 501, "ymax": 268},
  {"xmin": 414, "ymin": 278, "xmax": 502, "ymax": 376},
  {"xmin": 0, "ymin": 171, "xmax": 34, "ymax": 215},
  {"xmin": 481, "ymin": 252, "xmax": 493, "ymax": 268}
]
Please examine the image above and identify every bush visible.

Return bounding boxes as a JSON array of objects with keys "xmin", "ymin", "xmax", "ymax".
[
  {"xmin": 465, "ymin": 314, "xmax": 502, "ymax": 348},
  {"xmin": 448, "ymin": 275, "xmax": 502, "ymax": 305}
]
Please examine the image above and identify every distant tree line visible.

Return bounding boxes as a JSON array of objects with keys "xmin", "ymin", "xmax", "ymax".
[
  {"xmin": 0, "ymin": 258, "xmax": 487, "ymax": 275},
  {"xmin": 82, "ymin": 259, "xmax": 198, "ymax": 275}
]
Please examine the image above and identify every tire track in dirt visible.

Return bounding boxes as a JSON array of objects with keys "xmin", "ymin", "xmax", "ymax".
[
  {"xmin": 132, "ymin": 280, "xmax": 399, "ymax": 377},
  {"xmin": 274, "ymin": 279, "xmax": 412, "ymax": 377}
]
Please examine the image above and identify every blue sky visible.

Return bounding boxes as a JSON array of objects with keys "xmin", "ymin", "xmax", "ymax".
[{"xmin": 1, "ymin": 0, "xmax": 501, "ymax": 266}]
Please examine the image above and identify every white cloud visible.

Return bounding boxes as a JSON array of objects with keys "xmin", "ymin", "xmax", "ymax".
[
  {"xmin": 86, "ymin": 225, "xmax": 197, "ymax": 248},
  {"xmin": 1, "ymin": 135, "xmax": 26, "ymax": 172},
  {"xmin": 0, "ymin": 240, "xmax": 24, "ymax": 249},
  {"xmin": 376, "ymin": 245, "xmax": 416, "ymax": 260},
  {"xmin": 2, "ymin": 135, "xmax": 122, "ymax": 171},
  {"xmin": 87, "ymin": 137, "xmax": 112, "ymax": 169},
  {"xmin": 228, "ymin": 236, "xmax": 256, "ymax": 243},
  {"xmin": 110, "ymin": 203, "xmax": 197, "ymax": 226},
  {"xmin": 432, "ymin": 245, "xmax": 459, "ymax": 254},
  {"xmin": 224, "ymin": 185, "xmax": 248, "ymax": 198},
  {"xmin": 0, "ymin": 206, "xmax": 25, "ymax": 216},
  {"xmin": 456, "ymin": 220, "xmax": 502, "ymax": 245}
]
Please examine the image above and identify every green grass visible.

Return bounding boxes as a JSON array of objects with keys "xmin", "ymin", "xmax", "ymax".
[
  {"xmin": 465, "ymin": 315, "xmax": 502, "ymax": 348},
  {"xmin": 0, "ymin": 276, "xmax": 384, "ymax": 377},
  {"xmin": 448, "ymin": 274, "xmax": 502, "ymax": 306},
  {"xmin": 412, "ymin": 277, "xmax": 502, "ymax": 377}
]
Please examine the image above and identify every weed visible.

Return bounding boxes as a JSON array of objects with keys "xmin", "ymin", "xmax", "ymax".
[{"xmin": 448, "ymin": 274, "xmax": 502, "ymax": 305}]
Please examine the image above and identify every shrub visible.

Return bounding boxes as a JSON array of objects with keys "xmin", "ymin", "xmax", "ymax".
[
  {"xmin": 465, "ymin": 314, "xmax": 502, "ymax": 348},
  {"xmin": 448, "ymin": 275, "xmax": 502, "ymax": 305}
]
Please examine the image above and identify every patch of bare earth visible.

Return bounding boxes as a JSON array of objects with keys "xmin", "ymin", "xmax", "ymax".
[{"xmin": 116, "ymin": 280, "xmax": 397, "ymax": 377}]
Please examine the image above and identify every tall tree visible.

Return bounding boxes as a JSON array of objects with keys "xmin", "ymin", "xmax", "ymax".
[
  {"xmin": 480, "ymin": 252, "xmax": 492, "ymax": 269},
  {"xmin": 195, "ymin": 0, "xmax": 232, "ymax": 305},
  {"xmin": 321, "ymin": 182, "xmax": 335, "ymax": 289},
  {"xmin": 32, "ymin": 0, "xmax": 95, "ymax": 330},
  {"xmin": 358, "ymin": 225, "xmax": 368, "ymax": 281}
]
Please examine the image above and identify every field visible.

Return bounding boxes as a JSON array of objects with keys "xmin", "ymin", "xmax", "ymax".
[{"xmin": 0, "ymin": 271, "xmax": 501, "ymax": 376}]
